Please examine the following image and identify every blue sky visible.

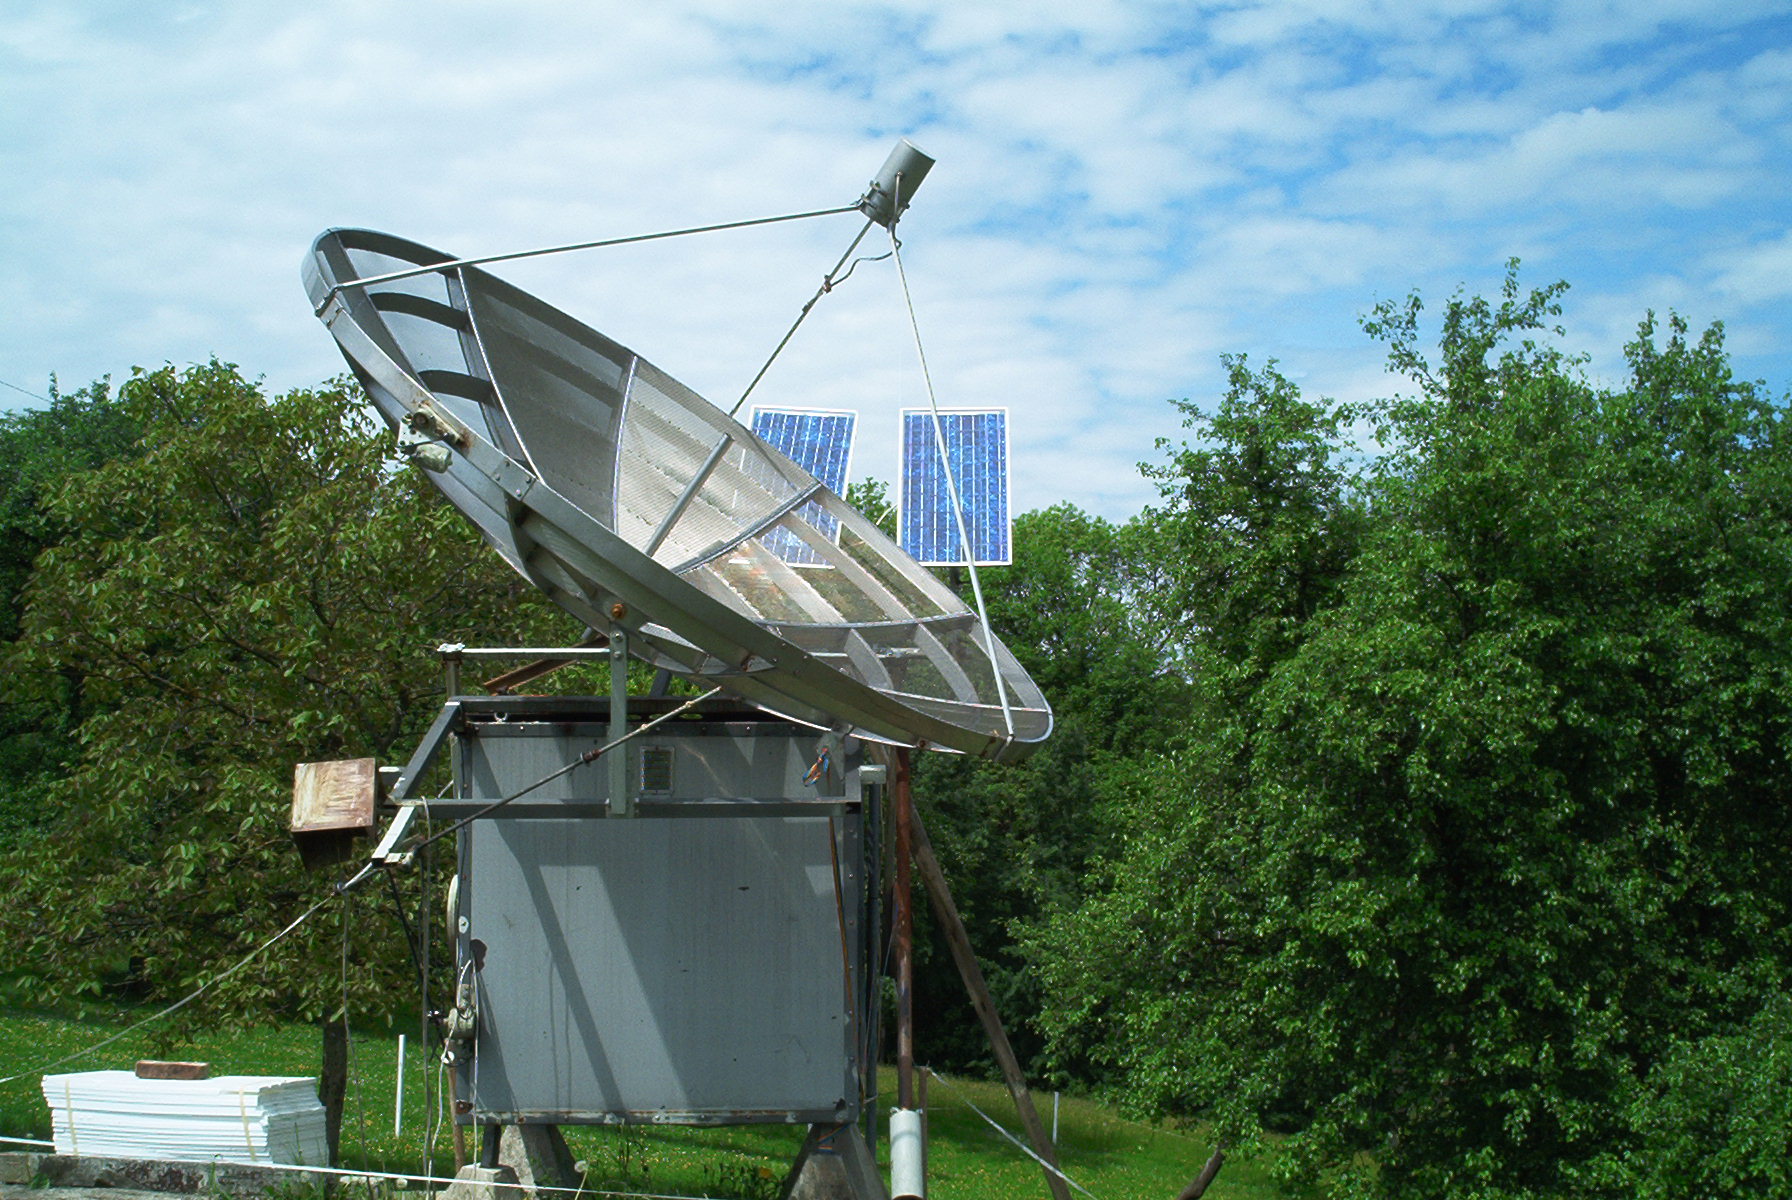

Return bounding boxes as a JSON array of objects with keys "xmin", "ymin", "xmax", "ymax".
[{"xmin": 2, "ymin": 2, "xmax": 1787, "ymax": 518}]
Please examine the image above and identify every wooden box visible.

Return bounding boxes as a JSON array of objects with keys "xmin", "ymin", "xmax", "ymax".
[{"xmin": 290, "ymin": 758, "xmax": 378, "ymax": 870}]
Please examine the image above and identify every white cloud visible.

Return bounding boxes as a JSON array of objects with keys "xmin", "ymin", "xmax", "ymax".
[
  {"xmin": 1708, "ymin": 230, "xmax": 1792, "ymax": 307},
  {"xmin": 1, "ymin": 0, "xmax": 1788, "ymax": 526}
]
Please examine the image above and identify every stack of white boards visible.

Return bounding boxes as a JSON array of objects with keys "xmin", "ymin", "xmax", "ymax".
[{"xmin": 41, "ymin": 1071, "xmax": 329, "ymax": 1165}]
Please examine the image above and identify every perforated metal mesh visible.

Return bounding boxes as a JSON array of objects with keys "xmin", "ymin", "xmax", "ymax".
[
  {"xmin": 751, "ymin": 409, "xmax": 854, "ymax": 566},
  {"xmin": 305, "ymin": 227, "xmax": 1053, "ymax": 756},
  {"xmin": 466, "ymin": 276, "xmax": 628, "ymax": 521}
]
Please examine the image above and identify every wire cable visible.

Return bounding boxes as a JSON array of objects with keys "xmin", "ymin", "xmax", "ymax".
[
  {"xmin": 407, "ymin": 686, "xmax": 723, "ymax": 855},
  {"xmin": 825, "ymin": 816, "xmax": 855, "ymax": 1029},
  {"xmin": 340, "ymin": 892, "xmax": 374, "ymax": 1180},
  {"xmin": 314, "ymin": 205, "xmax": 861, "ymax": 316},
  {"xmin": 0, "ymin": 377, "xmax": 52, "ymax": 404},
  {"xmin": 0, "ymin": 863, "xmax": 371, "ymax": 1087},
  {"xmin": 726, "ymin": 217, "xmax": 878, "ymax": 418},
  {"xmin": 887, "ymin": 215, "xmax": 1017, "ymax": 736},
  {"xmin": 924, "ymin": 1068, "xmax": 1099, "ymax": 1199},
  {"xmin": 426, "ymin": 1059, "xmax": 450, "ymax": 1200},
  {"xmin": 415, "ymin": 793, "xmax": 434, "ymax": 1191},
  {"xmin": 386, "ymin": 869, "xmax": 426, "ymax": 988}
]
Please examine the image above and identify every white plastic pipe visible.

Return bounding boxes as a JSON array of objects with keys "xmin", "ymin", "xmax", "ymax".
[
  {"xmin": 890, "ymin": 1107, "xmax": 925, "ymax": 1199},
  {"xmin": 394, "ymin": 1034, "xmax": 406, "ymax": 1137}
]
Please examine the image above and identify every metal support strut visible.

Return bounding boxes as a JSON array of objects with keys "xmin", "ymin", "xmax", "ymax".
[{"xmin": 608, "ymin": 625, "xmax": 632, "ymax": 817}]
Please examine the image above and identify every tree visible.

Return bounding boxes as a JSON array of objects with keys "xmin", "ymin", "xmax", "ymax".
[
  {"xmin": 843, "ymin": 476, "xmax": 897, "ymax": 537},
  {"xmin": 0, "ymin": 380, "xmax": 140, "ymax": 834},
  {"xmin": 909, "ymin": 502, "xmax": 1195, "ymax": 1076},
  {"xmin": 0, "ymin": 378, "xmax": 141, "ymax": 638},
  {"xmin": 1017, "ymin": 352, "xmax": 1365, "ymax": 1107},
  {"xmin": 0, "ymin": 363, "xmax": 570, "ymax": 1078},
  {"xmin": 909, "ymin": 360, "xmax": 1363, "ymax": 1082},
  {"xmin": 1138, "ymin": 354, "xmax": 1364, "ymax": 684},
  {"xmin": 1625, "ymin": 985, "xmax": 1792, "ymax": 1198},
  {"xmin": 1028, "ymin": 268, "xmax": 1792, "ymax": 1197}
]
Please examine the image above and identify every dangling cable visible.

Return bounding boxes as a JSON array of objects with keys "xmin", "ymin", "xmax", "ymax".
[
  {"xmin": 341, "ymin": 894, "xmax": 373, "ymax": 1178},
  {"xmin": 886, "ymin": 208, "xmax": 1016, "ymax": 736},
  {"xmin": 0, "ymin": 867, "xmax": 366, "ymax": 1087},
  {"xmin": 386, "ymin": 869, "xmax": 426, "ymax": 986},
  {"xmin": 417, "ymin": 794, "xmax": 434, "ymax": 1182},
  {"xmin": 727, "ymin": 216, "xmax": 879, "ymax": 417}
]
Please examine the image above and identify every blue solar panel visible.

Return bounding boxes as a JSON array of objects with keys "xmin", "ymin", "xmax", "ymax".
[
  {"xmin": 751, "ymin": 407, "xmax": 856, "ymax": 565},
  {"xmin": 752, "ymin": 407, "xmax": 855, "ymax": 491},
  {"xmin": 898, "ymin": 409, "xmax": 1011, "ymax": 566}
]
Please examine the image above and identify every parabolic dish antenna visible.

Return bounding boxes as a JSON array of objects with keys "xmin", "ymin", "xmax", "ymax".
[{"xmin": 302, "ymin": 227, "xmax": 1052, "ymax": 761}]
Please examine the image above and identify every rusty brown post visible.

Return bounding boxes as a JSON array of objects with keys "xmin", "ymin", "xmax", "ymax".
[{"xmin": 910, "ymin": 804, "xmax": 1071, "ymax": 1200}]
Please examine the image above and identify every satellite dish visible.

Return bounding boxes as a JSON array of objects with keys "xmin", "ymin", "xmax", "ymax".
[{"xmin": 302, "ymin": 228, "xmax": 1052, "ymax": 761}]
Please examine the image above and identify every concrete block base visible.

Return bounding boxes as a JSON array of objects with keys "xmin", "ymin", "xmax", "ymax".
[
  {"xmin": 5, "ymin": 1153, "xmax": 330, "ymax": 1197},
  {"xmin": 779, "ymin": 1125, "xmax": 887, "ymax": 1200},
  {"xmin": 440, "ymin": 1164, "xmax": 523, "ymax": 1200}
]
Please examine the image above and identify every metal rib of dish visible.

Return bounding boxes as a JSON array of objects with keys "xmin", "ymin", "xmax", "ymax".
[{"xmin": 303, "ymin": 228, "xmax": 1052, "ymax": 761}]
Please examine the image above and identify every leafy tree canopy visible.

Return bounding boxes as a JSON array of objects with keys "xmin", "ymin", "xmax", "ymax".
[
  {"xmin": 1026, "ymin": 266, "xmax": 1792, "ymax": 1198},
  {"xmin": 910, "ymin": 501, "xmax": 1197, "ymax": 1074},
  {"xmin": 0, "ymin": 362, "xmax": 569, "ymax": 1029},
  {"xmin": 5, "ymin": 266, "xmax": 1787, "ymax": 1197},
  {"xmin": 0, "ymin": 380, "xmax": 141, "ymax": 833},
  {"xmin": 0, "ymin": 377, "xmax": 140, "ymax": 639}
]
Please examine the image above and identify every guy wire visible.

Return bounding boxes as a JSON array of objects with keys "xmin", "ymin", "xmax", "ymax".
[
  {"xmin": 0, "ymin": 863, "xmax": 371, "ymax": 1086},
  {"xmin": 886, "ymin": 210, "xmax": 1016, "ymax": 736},
  {"xmin": 727, "ymin": 216, "xmax": 879, "ymax": 418},
  {"xmin": 316, "ymin": 205, "xmax": 862, "ymax": 315}
]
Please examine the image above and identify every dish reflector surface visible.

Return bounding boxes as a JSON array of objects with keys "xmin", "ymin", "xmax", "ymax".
[
  {"xmin": 751, "ymin": 407, "xmax": 855, "ymax": 567},
  {"xmin": 303, "ymin": 229, "xmax": 1050, "ymax": 760}
]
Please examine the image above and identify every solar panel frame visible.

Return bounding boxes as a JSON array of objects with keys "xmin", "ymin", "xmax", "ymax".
[{"xmin": 897, "ymin": 408, "xmax": 1011, "ymax": 567}]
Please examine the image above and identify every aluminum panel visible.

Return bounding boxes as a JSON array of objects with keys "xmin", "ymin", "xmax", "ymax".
[
  {"xmin": 459, "ymin": 722, "xmax": 850, "ymax": 804},
  {"xmin": 461, "ymin": 814, "xmax": 861, "ymax": 1122},
  {"xmin": 449, "ymin": 708, "xmax": 868, "ymax": 1124}
]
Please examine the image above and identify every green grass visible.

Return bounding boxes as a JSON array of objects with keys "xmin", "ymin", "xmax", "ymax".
[{"xmin": 0, "ymin": 1005, "xmax": 1288, "ymax": 1199}]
